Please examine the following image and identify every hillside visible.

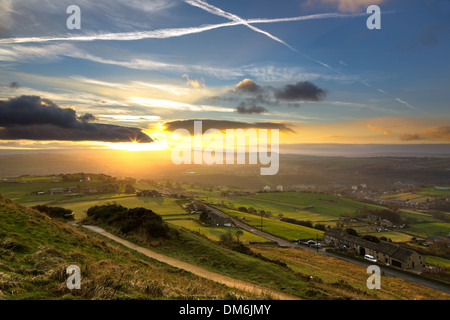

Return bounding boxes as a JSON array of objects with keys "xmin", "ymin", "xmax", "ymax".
[{"xmin": 0, "ymin": 195, "xmax": 258, "ymax": 300}]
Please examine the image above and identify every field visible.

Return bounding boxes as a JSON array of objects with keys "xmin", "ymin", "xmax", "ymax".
[
  {"xmin": 381, "ymin": 186, "xmax": 450, "ymax": 203},
  {"xmin": 217, "ymin": 206, "xmax": 323, "ymax": 240},
  {"xmin": 1, "ymin": 176, "xmax": 449, "ymax": 300},
  {"xmin": 0, "ymin": 196, "xmax": 255, "ymax": 300},
  {"xmin": 248, "ymin": 244, "xmax": 450, "ymax": 300}
]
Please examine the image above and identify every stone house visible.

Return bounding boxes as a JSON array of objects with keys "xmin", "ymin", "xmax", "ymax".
[{"xmin": 324, "ymin": 229, "xmax": 425, "ymax": 270}]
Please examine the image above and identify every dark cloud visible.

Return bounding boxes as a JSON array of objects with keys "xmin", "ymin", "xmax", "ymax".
[
  {"xmin": 399, "ymin": 126, "xmax": 450, "ymax": 142},
  {"xmin": 399, "ymin": 133, "xmax": 423, "ymax": 141},
  {"xmin": 423, "ymin": 126, "xmax": 450, "ymax": 141},
  {"xmin": 78, "ymin": 113, "xmax": 97, "ymax": 122},
  {"xmin": 235, "ymin": 102, "xmax": 268, "ymax": 114},
  {"xmin": 9, "ymin": 82, "xmax": 20, "ymax": 90},
  {"xmin": 164, "ymin": 119, "xmax": 294, "ymax": 134},
  {"xmin": 0, "ymin": 95, "xmax": 152, "ymax": 143},
  {"xmin": 274, "ymin": 81, "xmax": 327, "ymax": 102},
  {"xmin": 209, "ymin": 79, "xmax": 327, "ymax": 114}
]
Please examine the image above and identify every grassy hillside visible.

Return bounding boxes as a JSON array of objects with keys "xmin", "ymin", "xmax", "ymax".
[{"xmin": 0, "ymin": 195, "xmax": 258, "ymax": 300}]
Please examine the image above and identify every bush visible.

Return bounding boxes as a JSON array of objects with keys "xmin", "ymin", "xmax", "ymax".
[
  {"xmin": 280, "ymin": 218, "xmax": 314, "ymax": 228},
  {"xmin": 345, "ymin": 228, "xmax": 359, "ymax": 237},
  {"xmin": 314, "ymin": 224, "xmax": 326, "ymax": 231},
  {"xmin": 32, "ymin": 205, "xmax": 74, "ymax": 221},
  {"xmin": 362, "ymin": 235, "xmax": 380, "ymax": 243},
  {"xmin": 86, "ymin": 204, "xmax": 170, "ymax": 239}
]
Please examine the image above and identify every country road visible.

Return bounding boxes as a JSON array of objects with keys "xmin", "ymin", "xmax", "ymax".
[
  {"xmin": 81, "ymin": 225, "xmax": 300, "ymax": 300},
  {"xmin": 202, "ymin": 203, "xmax": 450, "ymax": 295}
]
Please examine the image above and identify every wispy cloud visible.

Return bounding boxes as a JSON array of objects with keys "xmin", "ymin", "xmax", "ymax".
[
  {"xmin": 129, "ymin": 97, "xmax": 233, "ymax": 113},
  {"xmin": 0, "ymin": 10, "xmax": 365, "ymax": 45}
]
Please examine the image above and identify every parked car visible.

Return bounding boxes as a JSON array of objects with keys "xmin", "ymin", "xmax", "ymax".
[
  {"xmin": 364, "ymin": 254, "xmax": 377, "ymax": 262},
  {"xmin": 306, "ymin": 240, "xmax": 322, "ymax": 248}
]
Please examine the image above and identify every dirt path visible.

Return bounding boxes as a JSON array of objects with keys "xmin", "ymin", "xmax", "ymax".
[{"xmin": 82, "ymin": 225, "xmax": 301, "ymax": 300}]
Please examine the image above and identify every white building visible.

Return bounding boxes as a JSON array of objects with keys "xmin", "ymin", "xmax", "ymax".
[
  {"xmin": 276, "ymin": 185, "xmax": 283, "ymax": 192},
  {"xmin": 263, "ymin": 186, "xmax": 271, "ymax": 192}
]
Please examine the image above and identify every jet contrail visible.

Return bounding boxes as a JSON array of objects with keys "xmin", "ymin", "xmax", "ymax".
[
  {"xmin": 185, "ymin": 1, "xmax": 423, "ymax": 115},
  {"xmin": 184, "ymin": 0, "xmax": 298, "ymax": 51},
  {"xmin": 0, "ymin": 11, "xmax": 364, "ymax": 44},
  {"xmin": 184, "ymin": 0, "xmax": 349, "ymax": 72}
]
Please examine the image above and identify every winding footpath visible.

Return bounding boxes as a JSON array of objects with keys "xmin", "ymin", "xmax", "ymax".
[{"xmin": 81, "ymin": 225, "xmax": 300, "ymax": 300}]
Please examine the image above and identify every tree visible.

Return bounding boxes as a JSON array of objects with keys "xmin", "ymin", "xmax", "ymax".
[
  {"xmin": 199, "ymin": 211, "xmax": 210, "ymax": 224},
  {"xmin": 314, "ymin": 224, "xmax": 326, "ymax": 231},
  {"xmin": 125, "ymin": 184, "xmax": 135, "ymax": 194},
  {"xmin": 235, "ymin": 230, "xmax": 244, "ymax": 243},
  {"xmin": 220, "ymin": 231, "xmax": 234, "ymax": 244},
  {"xmin": 345, "ymin": 228, "xmax": 359, "ymax": 237},
  {"xmin": 362, "ymin": 235, "xmax": 380, "ymax": 243}
]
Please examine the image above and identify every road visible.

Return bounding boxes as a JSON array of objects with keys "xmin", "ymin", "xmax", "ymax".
[
  {"xmin": 203, "ymin": 203, "xmax": 450, "ymax": 295},
  {"xmin": 81, "ymin": 225, "xmax": 300, "ymax": 300}
]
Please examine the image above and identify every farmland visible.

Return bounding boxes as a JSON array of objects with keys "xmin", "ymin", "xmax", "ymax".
[{"xmin": 0, "ymin": 174, "xmax": 449, "ymax": 300}]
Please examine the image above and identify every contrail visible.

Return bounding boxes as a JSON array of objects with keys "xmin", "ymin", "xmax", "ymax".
[
  {"xmin": 184, "ymin": 0, "xmax": 349, "ymax": 73},
  {"xmin": 184, "ymin": 0, "xmax": 298, "ymax": 51},
  {"xmin": 0, "ymin": 11, "xmax": 364, "ymax": 44},
  {"xmin": 185, "ymin": 1, "xmax": 423, "ymax": 116}
]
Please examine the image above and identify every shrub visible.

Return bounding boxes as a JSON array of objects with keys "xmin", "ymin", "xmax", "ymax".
[
  {"xmin": 32, "ymin": 205, "xmax": 74, "ymax": 221},
  {"xmin": 86, "ymin": 204, "xmax": 170, "ymax": 239},
  {"xmin": 345, "ymin": 228, "xmax": 359, "ymax": 237},
  {"xmin": 362, "ymin": 235, "xmax": 380, "ymax": 243}
]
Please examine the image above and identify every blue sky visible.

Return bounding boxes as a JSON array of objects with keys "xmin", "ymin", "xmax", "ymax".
[{"xmin": 0, "ymin": 0, "xmax": 449, "ymax": 149}]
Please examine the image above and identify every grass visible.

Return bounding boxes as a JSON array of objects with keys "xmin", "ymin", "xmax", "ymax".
[
  {"xmin": 407, "ymin": 223, "xmax": 450, "ymax": 238},
  {"xmin": 365, "ymin": 231, "xmax": 414, "ymax": 242},
  {"xmin": 216, "ymin": 206, "xmax": 324, "ymax": 240},
  {"xmin": 0, "ymin": 196, "xmax": 259, "ymax": 300},
  {"xmin": 249, "ymin": 244, "xmax": 450, "ymax": 300},
  {"xmin": 426, "ymin": 256, "xmax": 450, "ymax": 268},
  {"xmin": 166, "ymin": 220, "xmax": 269, "ymax": 244},
  {"xmin": 53, "ymin": 196, "xmax": 185, "ymax": 220}
]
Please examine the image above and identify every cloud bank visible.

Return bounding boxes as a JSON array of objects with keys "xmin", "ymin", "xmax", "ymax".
[
  {"xmin": 164, "ymin": 119, "xmax": 294, "ymax": 134},
  {"xmin": 0, "ymin": 95, "xmax": 153, "ymax": 143}
]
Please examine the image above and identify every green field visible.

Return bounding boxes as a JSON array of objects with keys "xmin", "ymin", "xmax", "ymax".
[
  {"xmin": 167, "ymin": 219, "xmax": 269, "ymax": 244},
  {"xmin": 408, "ymin": 223, "xmax": 450, "ymax": 238},
  {"xmin": 2, "ymin": 176, "xmax": 449, "ymax": 245},
  {"xmin": 54, "ymin": 196, "xmax": 187, "ymax": 219},
  {"xmin": 0, "ymin": 195, "xmax": 252, "ymax": 300},
  {"xmin": 217, "ymin": 206, "xmax": 323, "ymax": 240},
  {"xmin": 224, "ymin": 192, "xmax": 387, "ymax": 220},
  {"xmin": 382, "ymin": 186, "xmax": 450, "ymax": 203}
]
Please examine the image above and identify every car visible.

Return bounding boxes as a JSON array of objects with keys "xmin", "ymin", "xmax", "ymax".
[
  {"xmin": 364, "ymin": 254, "xmax": 377, "ymax": 263},
  {"xmin": 306, "ymin": 240, "xmax": 322, "ymax": 248}
]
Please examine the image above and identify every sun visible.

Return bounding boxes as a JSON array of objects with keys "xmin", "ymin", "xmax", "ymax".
[
  {"xmin": 103, "ymin": 126, "xmax": 172, "ymax": 152},
  {"xmin": 103, "ymin": 139, "xmax": 169, "ymax": 152}
]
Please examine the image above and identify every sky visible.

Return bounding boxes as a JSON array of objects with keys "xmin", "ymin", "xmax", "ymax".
[{"xmin": 0, "ymin": 0, "xmax": 449, "ymax": 153}]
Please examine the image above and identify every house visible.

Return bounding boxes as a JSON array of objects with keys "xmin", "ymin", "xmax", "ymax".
[
  {"xmin": 380, "ymin": 219, "xmax": 393, "ymax": 228},
  {"xmin": 263, "ymin": 186, "xmax": 271, "ymax": 192},
  {"xmin": 276, "ymin": 185, "xmax": 283, "ymax": 192},
  {"xmin": 324, "ymin": 229, "xmax": 425, "ymax": 270},
  {"xmin": 49, "ymin": 188, "xmax": 64, "ymax": 195},
  {"xmin": 208, "ymin": 211, "xmax": 233, "ymax": 227}
]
